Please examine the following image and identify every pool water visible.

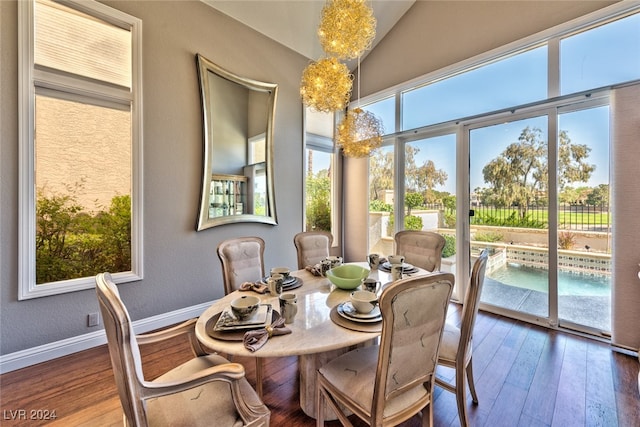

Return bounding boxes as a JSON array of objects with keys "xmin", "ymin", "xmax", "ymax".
[{"xmin": 488, "ymin": 263, "xmax": 611, "ymax": 297}]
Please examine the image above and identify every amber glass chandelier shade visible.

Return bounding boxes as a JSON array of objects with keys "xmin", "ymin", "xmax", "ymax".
[
  {"xmin": 300, "ymin": 58, "xmax": 353, "ymax": 113},
  {"xmin": 318, "ymin": 0, "xmax": 376, "ymax": 60},
  {"xmin": 336, "ymin": 107, "xmax": 384, "ymax": 157}
]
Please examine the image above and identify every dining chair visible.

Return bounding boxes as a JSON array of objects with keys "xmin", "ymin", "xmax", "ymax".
[
  {"xmin": 95, "ymin": 273, "xmax": 270, "ymax": 427},
  {"xmin": 316, "ymin": 272, "xmax": 455, "ymax": 427},
  {"xmin": 394, "ymin": 230, "xmax": 446, "ymax": 272},
  {"xmin": 293, "ymin": 231, "xmax": 333, "ymax": 269},
  {"xmin": 435, "ymin": 249, "xmax": 489, "ymax": 427},
  {"xmin": 216, "ymin": 236, "xmax": 266, "ymax": 397},
  {"xmin": 217, "ymin": 236, "xmax": 266, "ymax": 295}
]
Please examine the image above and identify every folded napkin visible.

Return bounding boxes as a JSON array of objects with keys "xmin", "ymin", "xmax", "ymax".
[
  {"xmin": 305, "ymin": 264, "xmax": 322, "ymax": 276},
  {"xmin": 243, "ymin": 317, "xmax": 291, "ymax": 352},
  {"xmin": 239, "ymin": 281, "xmax": 269, "ymax": 294}
]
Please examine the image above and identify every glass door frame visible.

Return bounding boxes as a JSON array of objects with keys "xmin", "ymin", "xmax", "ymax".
[{"xmin": 459, "ymin": 94, "xmax": 610, "ymax": 334}]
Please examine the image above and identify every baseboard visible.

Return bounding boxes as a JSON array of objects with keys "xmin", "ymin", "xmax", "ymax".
[{"xmin": 0, "ymin": 301, "xmax": 214, "ymax": 374}]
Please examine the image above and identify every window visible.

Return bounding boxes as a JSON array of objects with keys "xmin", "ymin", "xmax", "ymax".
[
  {"xmin": 19, "ymin": 0, "xmax": 142, "ymax": 299},
  {"xmin": 304, "ymin": 108, "xmax": 337, "ymax": 237},
  {"xmin": 401, "ymin": 46, "xmax": 547, "ymax": 130},
  {"xmin": 361, "ymin": 96, "xmax": 396, "ymax": 135},
  {"xmin": 561, "ymin": 12, "xmax": 640, "ymax": 95}
]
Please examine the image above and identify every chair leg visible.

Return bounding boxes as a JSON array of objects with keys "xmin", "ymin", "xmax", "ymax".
[
  {"xmin": 456, "ymin": 365, "xmax": 469, "ymax": 427},
  {"xmin": 255, "ymin": 358, "xmax": 263, "ymax": 398},
  {"xmin": 421, "ymin": 402, "xmax": 433, "ymax": 427},
  {"xmin": 466, "ymin": 359, "xmax": 478, "ymax": 404}
]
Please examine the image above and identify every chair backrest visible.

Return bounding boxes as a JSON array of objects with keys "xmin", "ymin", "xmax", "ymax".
[
  {"xmin": 372, "ymin": 272, "xmax": 454, "ymax": 422},
  {"xmin": 96, "ymin": 272, "xmax": 148, "ymax": 426},
  {"xmin": 394, "ymin": 230, "xmax": 446, "ymax": 272},
  {"xmin": 293, "ymin": 231, "xmax": 333, "ymax": 269},
  {"xmin": 217, "ymin": 236, "xmax": 266, "ymax": 295},
  {"xmin": 457, "ymin": 249, "xmax": 489, "ymax": 361}
]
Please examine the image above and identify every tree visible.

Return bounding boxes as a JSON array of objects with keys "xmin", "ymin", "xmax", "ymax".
[
  {"xmin": 482, "ymin": 126, "xmax": 594, "ymax": 219},
  {"xmin": 305, "ymin": 169, "xmax": 331, "ymax": 231},
  {"xmin": 369, "ymin": 149, "xmax": 393, "ymax": 201},
  {"xmin": 405, "ymin": 145, "xmax": 448, "ymax": 202},
  {"xmin": 404, "ymin": 192, "xmax": 423, "ymax": 215},
  {"xmin": 586, "ymin": 184, "xmax": 609, "ymax": 206}
]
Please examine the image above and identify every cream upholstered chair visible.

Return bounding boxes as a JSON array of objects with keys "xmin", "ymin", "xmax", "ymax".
[
  {"xmin": 217, "ymin": 236, "xmax": 266, "ymax": 397},
  {"xmin": 217, "ymin": 237, "xmax": 266, "ymax": 295},
  {"xmin": 95, "ymin": 273, "xmax": 270, "ymax": 427},
  {"xmin": 435, "ymin": 249, "xmax": 489, "ymax": 427},
  {"xmin": 394, "ymin": 230, "xmax": 446, "ymax": 272},
  {"xmin": 293, "ymin": 231, "xmax": 333, "ymax": 269},
  {"xmin": 316, "ymin": 272, "xmax": 455, "ymax": 427}
]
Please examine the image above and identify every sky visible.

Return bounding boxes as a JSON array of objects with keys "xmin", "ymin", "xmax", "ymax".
[{"xmin": 311, "ymin": 12, "xmax": 638, "ymax": 196}]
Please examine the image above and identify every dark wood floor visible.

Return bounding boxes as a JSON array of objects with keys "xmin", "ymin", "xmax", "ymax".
[{"xmin": 1, "ymin": 306, "xmax": 638, "ymax": 426}]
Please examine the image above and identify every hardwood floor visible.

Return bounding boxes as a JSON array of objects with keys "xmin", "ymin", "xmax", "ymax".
[{"xmin": 1, "ymin": 306, "xmax": 638, "ymax": 426}]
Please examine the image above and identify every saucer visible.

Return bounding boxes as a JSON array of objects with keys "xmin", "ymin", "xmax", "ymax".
[{"xmin": 337, "ymin": 302, "xmax": 381, "ymax": 323}]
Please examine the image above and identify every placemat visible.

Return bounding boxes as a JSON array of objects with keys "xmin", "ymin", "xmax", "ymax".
[
  {"xmin": 329, "ymin": 305, "xmax": 382, "ymax": 333},
  {"xmin": 207, "ymin": 310, "xmax": 281, "ymax": 341}
]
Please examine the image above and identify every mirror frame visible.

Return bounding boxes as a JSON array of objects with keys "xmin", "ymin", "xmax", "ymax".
[{"xmin": 195, "ymin": 54, "xmax": 278, "ymax": 230}]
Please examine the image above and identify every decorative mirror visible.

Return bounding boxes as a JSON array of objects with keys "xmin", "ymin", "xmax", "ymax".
[{"xmin": 196, "ymin": 54, "xmax": 278, "ymax": 230}]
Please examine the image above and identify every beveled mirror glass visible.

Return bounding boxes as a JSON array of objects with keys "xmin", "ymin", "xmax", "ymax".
[{"xmin": 196, "ymin": 54, "xmax": 278, "ymax": 230}]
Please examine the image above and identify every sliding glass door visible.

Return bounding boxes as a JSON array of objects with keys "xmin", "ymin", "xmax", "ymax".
[{"xmin": 466, "ymin": 103, "xmax": 611, "ymax": 334}]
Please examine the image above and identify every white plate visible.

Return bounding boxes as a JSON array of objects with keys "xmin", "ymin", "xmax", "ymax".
[
  {"xmin": 261, "ymin": 275, "xmax": 296, "ymax": 285},
  {"xmin": 213, "ymin": 304, "xmax": 272, "ymax": 331},
  {"xmin": 381, "ymin": 262, "xmax": 419, "ymax": 273},
  {"xmin": 337, "ymin": 302, "xmax": 381, "ymax": 323}
]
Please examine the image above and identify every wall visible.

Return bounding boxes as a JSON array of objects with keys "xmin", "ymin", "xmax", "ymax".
[{"xmin": 0, "ymin": 0, "xmax": 308, "ymax": 357}]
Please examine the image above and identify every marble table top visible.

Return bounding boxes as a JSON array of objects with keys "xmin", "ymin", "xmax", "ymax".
[{"xmin": 195, "ymin": 263, "xmax": 400, "ymax": 357}]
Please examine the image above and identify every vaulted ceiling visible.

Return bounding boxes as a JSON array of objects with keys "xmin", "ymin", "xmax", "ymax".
[{"xmin": 202, "ymin": 1, "xmax": 416, "ymax": 62}]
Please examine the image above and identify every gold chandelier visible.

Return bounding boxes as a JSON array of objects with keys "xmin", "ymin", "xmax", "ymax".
[
  {"xmin": 300, "ymin": 57, "xmax": 353, "ymax": 113},
  {"xmin": 336, "ymin": 107, "xmax": 384, "ymax": 157},
  {"xmin": 318, "ymin": 0, "xmax": 377, "ymax": 60}
]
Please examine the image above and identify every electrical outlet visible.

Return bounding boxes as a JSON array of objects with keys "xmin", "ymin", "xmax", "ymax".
[{"xmin": 88, "ymin": 312, "xmax": 99, "ymax": 327}]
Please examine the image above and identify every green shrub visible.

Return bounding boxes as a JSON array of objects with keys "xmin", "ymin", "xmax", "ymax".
[
  {"xmin": 474, "ymin": 231, "xmax": 503, "ymax": 243},
  {"xmin": 369, "ymin": 199, "xmax": 393, "ymax": 212},
  {"xmin": 442, "ymin": 234, "xmax": 456, "ymax": 258},
  {"xmin": 404, "ymin": 215, "xmax": 423, "ymax": 231}
]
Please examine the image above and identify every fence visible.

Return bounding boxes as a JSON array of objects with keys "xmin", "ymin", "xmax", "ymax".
[{"xmin": 421, "ymin": 203, "xmax": 611, "ymax": 232}]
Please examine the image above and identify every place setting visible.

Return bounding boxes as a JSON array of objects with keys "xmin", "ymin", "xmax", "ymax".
[
  {"xmin": 260, "ymin": 266, "xmax": 303, "ymax": 292},
  {"xmin": 378, "ymin": 254, "xmax": 420, "ymax": 275},
  {"xmin": 207, "ymin": 292, "xmax": 299, "ymax": 352},
  {"xmin": 330, "ymin": 287, "xmax": 383, "ymax": 333}
]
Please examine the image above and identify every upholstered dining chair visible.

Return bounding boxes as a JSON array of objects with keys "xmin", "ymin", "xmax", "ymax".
[
  {"xmin": 217, "ymin": 236, "xmax": 266, "ymax": 295},
  {"xmin": 95, "ymin": 273, "xmax": 270, "ymax": 427},
  {"xmin": 316, "ymin": 272, "xmax": 455, "ymax": 427},
  {"xmin": 394, "ymin": 230, "xmax": 446, "ymax": 272},
  {"xmin": 293, "ymin": 231, "xmax": 333, "ymax": 269},
  {"xmin": 216, "ymin": 236, "xmax": 266, "ymax": 397},
  {"xmin": 435, "ymin": 249, "xmax": 489, "ymax": 427}
]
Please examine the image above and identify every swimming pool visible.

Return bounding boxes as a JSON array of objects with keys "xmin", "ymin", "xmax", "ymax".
[{"xmin": 488, "ymin": 262, "xmax": 611, "ymax": 297}]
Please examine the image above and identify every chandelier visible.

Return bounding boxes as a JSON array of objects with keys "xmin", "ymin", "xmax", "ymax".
[
  {"xmin": 336, "ymin": 107, "xmax": 384, "ymax": 157},
  {"xmin": 317, "ymin": 0, "xmax": 377, "ymax": 60},
  {"xmin": 300, "ymin": 57, "xmax": 353, "ymax": 113}
]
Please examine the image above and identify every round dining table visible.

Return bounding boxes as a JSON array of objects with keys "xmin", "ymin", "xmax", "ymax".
[{"xmin": 195, "ymin": 262, "xmax": 401, "ymax": 419}]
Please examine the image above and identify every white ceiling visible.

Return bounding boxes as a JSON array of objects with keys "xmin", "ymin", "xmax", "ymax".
[{"xmin": 202, "ymin": 1, "xmax": 415, "ymax": 61}]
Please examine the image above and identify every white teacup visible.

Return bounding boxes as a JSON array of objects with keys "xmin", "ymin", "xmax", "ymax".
[
  {"xmin": 350, "ymin": 290, "xmax": 379, "ymax": 314},
  {"xmin": 326, "ymin": 256, "xmax": 343, "ymax": 268},
  {"xmin": 388, "ymin": 254, "xmax": 405, "ymax": 265},
  {"xmin": 362, "ymin": 278, "xmax": 381, "ymax": 293},
  {"xmin": 271, "ymin": 267, "xmax": 290, "ymax": 281}
]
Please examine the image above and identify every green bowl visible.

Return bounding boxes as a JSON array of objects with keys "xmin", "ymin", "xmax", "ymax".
[{"xmin": 326, "ymin": 264, "xmax": 370, "ymax": 290}]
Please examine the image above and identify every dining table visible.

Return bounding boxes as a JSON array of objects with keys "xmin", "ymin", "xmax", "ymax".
[{"xmin": 195, "ymin": 261, "xmax": 426, "ymax": 419}]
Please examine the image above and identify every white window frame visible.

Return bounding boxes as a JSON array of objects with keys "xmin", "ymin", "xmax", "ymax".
[{"xmin": 18, "ymin": 0, "xmax": 143, "ymax": 299}]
